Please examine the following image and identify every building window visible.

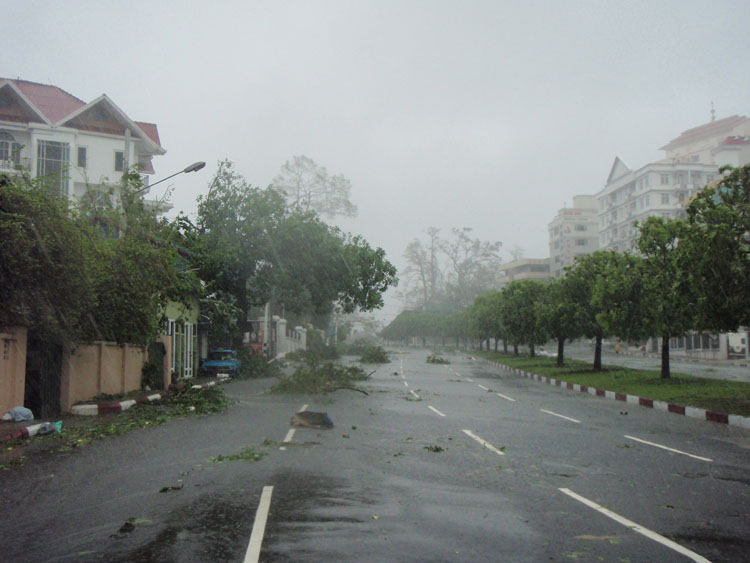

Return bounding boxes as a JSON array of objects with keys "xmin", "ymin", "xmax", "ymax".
[
  {"xmin": 0, "ymin": 132, "xmax": 22, "ymax": 168},
  {"xmin": 115, "ymin": 151, "xmax": 125, "ymax": 172},
  {"xmin": 37, "ymin": 140, "xmax": 70, "ymax": 195},
  {"xmin": 660, "ymin": 174, "xmax": 669, "ymax": 185},
  {"xmin": 77, "ymin": 146, "xmax": 87, "ymax": 168},
  {"xmin": 575, "ymin": 239, "xmax": 586, "ymax": 246},
  {"xmin": 575, "ymin": 224, "xmax": 587, "ymax": 231},
  {"xmin": 661, "ymin": 193, "xmax": 670, "ymax": 204}
]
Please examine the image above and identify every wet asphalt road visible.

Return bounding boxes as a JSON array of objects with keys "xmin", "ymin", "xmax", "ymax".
[{"xmin": 1, "ymin": 348, "xmax": 749, "ymax": 562}]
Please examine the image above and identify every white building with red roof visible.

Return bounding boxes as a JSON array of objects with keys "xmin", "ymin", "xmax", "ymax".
[
  {"xmin": 595, "ymin": 115, "xmax": 750, "ymax": 253},
  {"xmin": 0, "ymin": 78, "xmax": 165, "ymax": 205}
]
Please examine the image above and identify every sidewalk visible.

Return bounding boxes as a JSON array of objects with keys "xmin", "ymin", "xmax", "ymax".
[
  {"xmin": 0, "ymin": 379, "xmax": 221, "ymax": 444},
  {"xmin": 562, "ymin": 345, "xmax": 750, "ymax": 384}
]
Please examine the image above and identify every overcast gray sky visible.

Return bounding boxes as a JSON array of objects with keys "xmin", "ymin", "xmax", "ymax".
[{"xmin": 6, "ymin": 0, "xmax": 750, "ymax": 321}]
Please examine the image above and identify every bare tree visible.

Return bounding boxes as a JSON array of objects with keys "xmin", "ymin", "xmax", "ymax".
[
  {"xmin": 272, "ymin": 155, "xmax": 357, "ymax": 219},
  {"xmin": 440, "ymin": 228, "xmax": 503, "ymax": 310},
  {"xmin": 403, "ymin": 227, "xmax": 444, "ymax": 310},
  {"xmin": 401, "ymin": 227, "xmax": 502, "ymax": 312}
]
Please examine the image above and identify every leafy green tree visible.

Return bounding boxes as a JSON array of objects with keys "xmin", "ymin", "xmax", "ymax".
[
  {"xmin": 684, "ymin": 164, "xmax": 750, "ymax": 331},
  {"xmin": 563, "ymin": 252, "xmax": 619, "ymax": 370},
  {"xmin": 470, "ymin": 291, "xmax": 504, "ymax": 351},
  {"xmin": 195, "ymin": 161, "xmax": 396, "ymax": 341},
  {"xmin": 498, "ymin": 280, "xmax": 548, "ymax": 356},
  {"xmin": 536, "ymin": 277, "xmax": 585, "ymax": 366},
  {"xmin": 0, "ymin": 175, "xmax": 96, "ymax": 342},
  {"xmin": 1, "ymin": 170, "xmax": 198, "ymax": 347},
  {"xmin": 633, "ymin": 217, "xmax": 691, "ymax": 378}
]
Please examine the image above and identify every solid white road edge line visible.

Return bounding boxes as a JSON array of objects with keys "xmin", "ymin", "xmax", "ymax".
[
  {"xmin": 478, "ymin": 384, "xmax": 489, "ymax": 391},
  {"xmin": 559, "ymin": 488, "xmax": 711, "ymax": 563},
  {"xmin": 244, "ymin": 486, "xmax": 274, "ymax": 563},
  {"xmin": 624, "ymin": 435, "xmax": 713, "ymax": 462},
  {"xmin": 540, "ymin": 409, "xmax": 581, "ymax": 424},
  {"xmin": 428, "ymin": 405, "xmax": 446, "ymax": 417},
  {"xmin": 496, "ymin": 392, "xmax": 516, "ymax": 402},
  {"xmin": 462, "ymin": 429, "xmax": 505, "ymax": 456}
]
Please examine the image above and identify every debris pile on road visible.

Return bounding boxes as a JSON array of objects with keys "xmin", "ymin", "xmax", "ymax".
[{"xmin": 290, "ymin": 411, "xmax": 334, "ymax": 429}]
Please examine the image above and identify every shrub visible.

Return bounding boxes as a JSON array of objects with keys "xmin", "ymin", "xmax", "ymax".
[
  {"xmin": 359, "ymin": 345, "xmax": 390, "ymax": 364},
  {"xmin": 426, "ymin": 353, "xmax": 450, "ymax": 364}
]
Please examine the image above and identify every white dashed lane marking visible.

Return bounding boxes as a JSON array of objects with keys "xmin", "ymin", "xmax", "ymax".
[
  {"xmin": 410, "ymin": 390, "xmax": 420, "ymax": 399},
  {"xmin": 624, "ymin": 435, "xmax": 713, "ymax": 462},
  {"xmin": 478, "ymin": 384, "xmax": 489, "ymax": 391},
  {"xmin": 428, "ymin": 405, "xmax": 446, "ymax": 417},
  {"xmin": 540, "ymin": 409, "xmax": 581, "ymax": 424},
  {"xmin": 496, "ymin": 392, "xmax": 516, "ymax": 402},
  {"xmin": 244, "ymin": 486, "xmax": 274, "ymax": 563},
  {"xmin": 462, "ymin": 430, "xmax": 505, "ymax": 456},
  {"xmin": 559, "ymin": 488, "xmax": 711, "ymax": 563}
]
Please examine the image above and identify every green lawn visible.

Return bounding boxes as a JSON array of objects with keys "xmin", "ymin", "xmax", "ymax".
[{"xmin": 474, "ymin": 351, "xmax": 750, "ymax": 418}]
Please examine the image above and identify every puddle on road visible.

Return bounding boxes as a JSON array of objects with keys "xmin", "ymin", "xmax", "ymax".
[{"xmin": 105, "ymin": 493, "xmax": 259, "ymax": 562}]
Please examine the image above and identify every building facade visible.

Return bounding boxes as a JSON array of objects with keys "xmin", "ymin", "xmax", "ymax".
[
  {"xmin": 596, "ymin": 115, "xmax": 750, "ymax": 253},
  {"xmin": 0, "ymin": 78, "xmax": 166, "ymax": 207},
  {"xmin": 498, "ymin": 258, "xmax": 552, "ymax": 286},
  {"xmin": 548, "ymin": 195, "xmax": 599, "ymax": 277}
]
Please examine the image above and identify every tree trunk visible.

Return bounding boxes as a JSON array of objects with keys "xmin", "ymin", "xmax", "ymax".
[
  {"xmin": 486, "ymin": 338, "xmax": 490, "ymax": 351},
  {"xmin": 529, "ymin": 343, "xmax": 535, "ymax": 357},
  {"xmin": 503, "ymin": 340, "xmax": 508, "ymax": 354},
  {"xmin": 556, "ymin": 336, "xmax": 565, "ymax": 367},
  {"xmin": 513, "ymin": 344, "xmax": 519, "ymax": 357},
  {"xmin": 594, "ymin": 335, "xmax": 602, "ymax": 371},
  {"xmin": 660, "ymin": 334, "xmax": 671, "ymax": 379},
  {"xmin": 494, "ymin": 339, "xmax": 498, "ymax": 352}
]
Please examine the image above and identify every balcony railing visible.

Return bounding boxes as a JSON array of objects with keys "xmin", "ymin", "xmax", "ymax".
[{"xmin": 0, "ymin": 157, "xmax": 31, "ymax": 173}]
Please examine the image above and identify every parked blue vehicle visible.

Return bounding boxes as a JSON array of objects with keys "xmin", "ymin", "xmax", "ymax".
[{"xmin": 200, "ymin": 349, "xmax": 241, "ymax": 378}]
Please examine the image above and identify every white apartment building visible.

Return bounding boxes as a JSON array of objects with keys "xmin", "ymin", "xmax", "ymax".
[
  {"xmin": 596, "ymin": 115, "xmax": 750, "ymax": 253},
  {"xmin": 0, "ymin": 78, "xmax": 166, "ymax": 208},
  {"xmin": 548, "ymin": 195, "xmax": 599, "ymax": 277}
]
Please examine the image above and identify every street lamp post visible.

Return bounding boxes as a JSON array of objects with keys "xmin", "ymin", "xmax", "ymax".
[{"xmin": 134, "ymin": 161, "xmax": 206, "ymax": 194}]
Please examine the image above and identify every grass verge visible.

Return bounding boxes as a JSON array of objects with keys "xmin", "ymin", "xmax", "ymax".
[
  {"xmin": 1, "ymin": 386, "xmax": 230, "ymax": 470},
  {"xmin": 474, "ymin": 351, "xmax": 750, "ymax": 417}
]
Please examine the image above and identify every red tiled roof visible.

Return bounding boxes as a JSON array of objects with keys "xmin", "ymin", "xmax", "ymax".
[
  {"xmin": 1, "ymin": 78, "xmax": 162, "ymax": 149},
  {"xmin": 135, "ymin": 121, "xmax": 161, "ymax": 146},
  {"xmin": 660, "ymin": 115, "xmax": 748, "ymax": 151},
  {"xmin": 5, "ymin": 78, "xmax": 85, "ymax": 123},
  {"xmin": 719, "ymin": 135, "xmax": 750, "ymax": 146}
]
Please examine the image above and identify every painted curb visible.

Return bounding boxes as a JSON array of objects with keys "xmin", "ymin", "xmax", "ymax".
[
  {"xmin": 472, "ymin": 357, "xmax": 750, "ymax": 430},
  {"xmin": 1, "ymin": 381, "xmax": 221, "ymax": 443}
]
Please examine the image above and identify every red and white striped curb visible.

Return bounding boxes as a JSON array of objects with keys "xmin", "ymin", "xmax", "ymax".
[
  {"xmin": 473, "ymin": 357, "xmax": 750, "ymax": 430},
  {"xmin": 0, "ymin": 381, "xmax": 220, "ymax": 444},
  {"xmin": 0, "ymin": 423, "xmax": 46, "ymax": 443},
  {"xmin": 71, "ymin": 381, "xmax": 219, "ymax": 416}
]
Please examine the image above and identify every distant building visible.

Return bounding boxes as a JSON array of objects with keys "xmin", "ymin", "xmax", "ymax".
[
  {"xmin": 548, "ymin": 195, "xmax": 599, "ymax": 277},
  {"xmin": 0, "ymin": 78, "xmax": 167, "ymax": 210},
  {"xmin": 498, "ymin": 258, "xmax": 551, "ymax": 286},
  {"xmin": 596, "ymin": 115, "xmax": 750, "ymax": 253}
]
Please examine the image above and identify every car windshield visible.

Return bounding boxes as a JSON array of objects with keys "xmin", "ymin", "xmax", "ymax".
[{"xmin": 208, "ymin": 351, "xmax": 235, "ymax": 361}]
